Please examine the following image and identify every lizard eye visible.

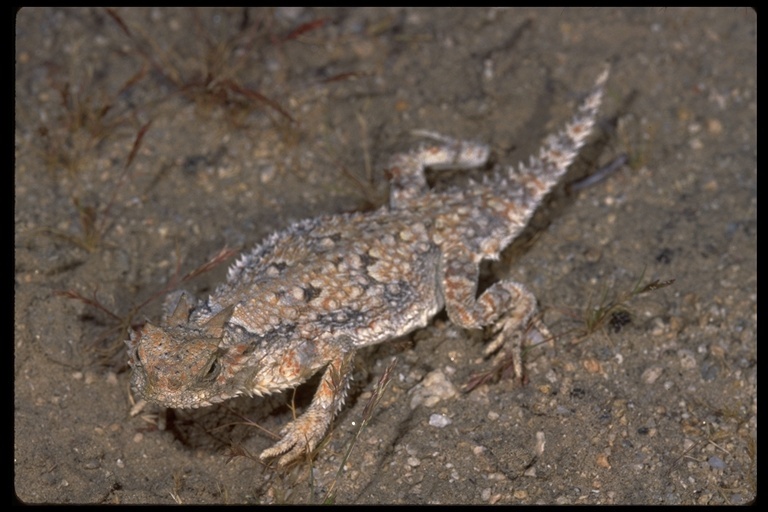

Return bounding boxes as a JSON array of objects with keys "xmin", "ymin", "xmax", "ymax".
[
  {"xmin": 129, "ymin": 345, "xmax": 143, "ymax": 367},
  {"xmin": 201, "ymin": 357, "xmax": 220, "ymax": 382}
]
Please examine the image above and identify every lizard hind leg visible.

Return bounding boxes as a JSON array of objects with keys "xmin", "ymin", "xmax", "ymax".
[
  {"xmin": 441, "ymin": 248, "xmax": 549, "ymax": 380},
  {"xmin": 387, "ymin": 132, "xmax": 490, "ymax": 209}
]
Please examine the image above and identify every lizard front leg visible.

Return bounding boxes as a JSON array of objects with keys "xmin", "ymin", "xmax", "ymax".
[{"xmin": 260, "ymin": 351, "xmax": 355, "ymax": 467}]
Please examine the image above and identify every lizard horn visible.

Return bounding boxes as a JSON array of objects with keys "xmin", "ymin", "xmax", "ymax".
[
  {"xmin": 168, "ymin": 293, "xmax": 193, "ymax": 326},
  {"xmin": 203, "ymin": 305, "xmax": 235, "ymax": 337}
]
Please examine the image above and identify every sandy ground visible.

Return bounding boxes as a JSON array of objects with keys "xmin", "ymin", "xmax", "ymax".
[{"xmin": 14, "ymin": 7, "xmax": 755, "ymax": 504}]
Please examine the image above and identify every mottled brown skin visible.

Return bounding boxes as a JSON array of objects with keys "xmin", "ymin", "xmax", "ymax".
[{"xmin": 127, "ymin": 66, "xmax": 609, "ymax": 467}]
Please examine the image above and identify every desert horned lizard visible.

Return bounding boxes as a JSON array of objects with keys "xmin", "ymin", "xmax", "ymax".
[{"xmin": 127, "ymin": 65, "xmax": 610, "ymax": 467}]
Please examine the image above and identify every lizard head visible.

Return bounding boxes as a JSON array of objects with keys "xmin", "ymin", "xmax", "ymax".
[{"xmin": 127, "ymin": 305, "xmax": 239, "ymax": 408}]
